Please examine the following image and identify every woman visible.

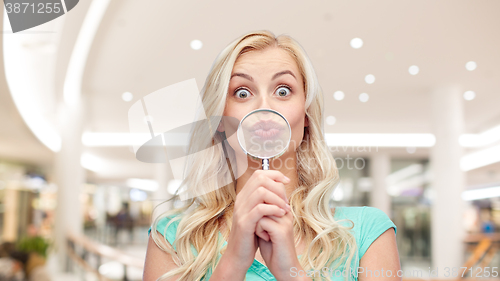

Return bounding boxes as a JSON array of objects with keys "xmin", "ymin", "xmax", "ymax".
[{"xmin": 143, "ymin": 30, "xmax": 401, "ymax": 281}]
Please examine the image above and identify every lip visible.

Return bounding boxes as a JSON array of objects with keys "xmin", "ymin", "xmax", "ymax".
[
  {"xmin": 250, "ymin": 120, "xmax": 282, "ymax": 131},
  {"xmin": 253, "ymin": 128, "xmax": 280, "ymax": 140},
  {"xmin": 250, "ymin": 120, "xmax": 282, "ymax": 140}
]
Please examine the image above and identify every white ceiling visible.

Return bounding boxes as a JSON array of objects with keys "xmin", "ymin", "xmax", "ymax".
[
  {"xmin": 84, "ymin": 0, "xmax": 500, "ymax": 135},
  {"xmin": 1, "ymin": 0, "xmax": 500, "ymax": 183}
]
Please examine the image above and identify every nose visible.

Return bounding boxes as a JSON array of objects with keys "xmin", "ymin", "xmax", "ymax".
[
  {"xmin": 257, "ymin": 94, "xmax": 271, "ymax": 110},
  {"xmin": 255, "ymin": 95, "xmax": 275, "ymax": 121}
]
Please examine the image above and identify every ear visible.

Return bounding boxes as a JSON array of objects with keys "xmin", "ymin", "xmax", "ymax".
[{"xmin": 304, "ymin": 115, "xmax": 309, "ymax": 127}]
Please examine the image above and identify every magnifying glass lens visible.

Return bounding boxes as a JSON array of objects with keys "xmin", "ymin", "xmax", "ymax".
[{"xmin": 237, "ymin": 109, "xmax": 291, "ymax": 169}]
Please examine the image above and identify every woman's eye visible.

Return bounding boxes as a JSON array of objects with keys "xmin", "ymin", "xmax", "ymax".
[
  {"xmin": 235, "ymin": 88, "xmax": 251, "ymax": 99},
  {"xmin": 275, "ymin": 86, "xmax": 291, "ymax": 97}
]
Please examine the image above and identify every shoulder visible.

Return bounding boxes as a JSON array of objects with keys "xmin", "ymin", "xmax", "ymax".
[
  {"xmin": 332, "ymin": 206, "xmax": 365, "ymax": 220},
  {"xmin": 331, "ymin": 206, "xmax": 366, "ymax": 229},
  {"xmin": 148, "ymin": 213, "xmax": 183, "ymax": 249},
  {"xmin": 157, "ymin": 214, "xmax": 182, "ymax": 234},
  {"xmin": 333, "ymin": 206, "xmax": 397, "ymax": 258}
]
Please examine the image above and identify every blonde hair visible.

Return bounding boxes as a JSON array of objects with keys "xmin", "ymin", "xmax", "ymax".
[{"xmin": 151, "ymin": 30, "xmax": 358, "ymax": 281}]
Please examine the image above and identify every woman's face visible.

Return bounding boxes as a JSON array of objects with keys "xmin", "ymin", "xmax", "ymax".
[{"xmin": 220, "ymin": 46, "xmax": 308, "ymax": 163}]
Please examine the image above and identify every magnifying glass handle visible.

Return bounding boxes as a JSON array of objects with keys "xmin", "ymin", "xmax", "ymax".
[{"xmin": 262, "ymin": 159, "xmax": 270, "ymax": 170}]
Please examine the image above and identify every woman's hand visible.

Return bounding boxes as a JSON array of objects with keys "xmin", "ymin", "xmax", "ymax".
[
  {"xmin": 257, "ymin": 210, "xmax": 301, "ymax": 281},
  {"xmin": 223, "ymin": 170, "xmax": 291, "ymax": 274}
]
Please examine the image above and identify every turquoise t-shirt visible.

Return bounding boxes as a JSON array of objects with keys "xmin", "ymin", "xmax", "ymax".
[{"xmin": 148, "ymin": 206, "xmax": 397, "ymax": 280}]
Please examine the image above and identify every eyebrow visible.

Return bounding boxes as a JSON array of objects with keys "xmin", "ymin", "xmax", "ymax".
[{"xmin": 230, "ymin": 70, "xmax": 297, "ymax": 82}]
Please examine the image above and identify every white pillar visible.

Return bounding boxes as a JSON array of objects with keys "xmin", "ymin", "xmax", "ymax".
[
  {"xmin": 370, "ymin": 153, "xmax": 391, "ymax": 215},
  {"xmin": 430, "ymin": 85, "xmax": 466, "ymax": 278},
  {"xmin": 54, "ymin": 101, "xmax": 85, "ymax": 268}
]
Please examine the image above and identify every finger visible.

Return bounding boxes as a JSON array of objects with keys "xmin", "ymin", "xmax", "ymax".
[
  {"xmin": 253, "ymin": 169, "xmax": 290, "ymax": 187},
  {"xmin": 250, "ymin": 186, "xmax": 289, "ymax": 213},
  {"xmin": 255, "ymin": 222, "xmax": 270, "ymax": 241},
  {"xmin": 258, "ymin": 176, "xmax": 289, "ymax": 205},
  {"xmin": 258, "ymin": 217, "xmax": 280, "ymax": 240},
  {"xmin": 248, "ymin": 204, "xmax": 286, "ymax": 226},
  {"xmin": 246, "ymin": 173, "xmax": 289, "ymax": 208},
  {"xmin": 237, "ymin": 170, "xmax": 289, "ymax": 206},
  {"xmin": 264, "ymin": 215, "xmax": 282, "ymax": 223}
]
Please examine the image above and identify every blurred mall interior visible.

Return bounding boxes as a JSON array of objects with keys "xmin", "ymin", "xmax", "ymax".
[{"xmin": 1, "ymin": 0, "xmax": 500, "ymax": 280}]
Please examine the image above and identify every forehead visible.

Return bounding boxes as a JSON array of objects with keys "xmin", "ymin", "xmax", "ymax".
[{"xmin": 232, "ymin": 47, "xmax": 299, "ymax": 73}]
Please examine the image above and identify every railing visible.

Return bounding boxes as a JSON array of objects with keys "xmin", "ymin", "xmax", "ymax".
[
  {"xmin": 66, "ymin": 231, "xmax": 144, "ymax": 281},
  {"xmin": 404, "ymin": 233, "xmax": 500, "ymax": 281},
  {"xmin": 460, "ymin": 232, "xmax": 499, "ymax": 280}
]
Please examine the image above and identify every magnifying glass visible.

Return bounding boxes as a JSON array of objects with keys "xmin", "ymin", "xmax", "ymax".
[{"xmin": 237, "ymin": 109, "xmax": 291, "ymax": 170}]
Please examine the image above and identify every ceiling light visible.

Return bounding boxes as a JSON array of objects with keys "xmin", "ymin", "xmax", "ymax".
[
  {"xmin": 460, "ymin": 143, "xmax": 500, "ymax": 171},
  {"xmin": 326, "ymin": 116, "xmax": 336, "ymax": 125},
  {"xmin": 122, "ymin": 92, "xmax": 133, "ymax": 102},
  {"xmin": 82, "ymin": 132, "xmax": 190, "ymax": 147},
  {"xmin": 333, "ymin": 91, "xmax": 345, "ymax": 101},
  {"xmin": 465, "ymin": 61, "xmax": 477, "ymax": 71},
  {"xmin": 462, "ymin": 186, "xmax": 500, "ymax": 201},
  {"xmin": 81, "ymin": 153, "xmax": 107, "ymax": 172},
  {"xmin": 459, "ymin": 124, "xmax": 500, "ymax": 147},
  {"xmin": 190, "ymin": 40, "xmax": 203, "ymax": 50},
  {"xmin": 408, "ymin": 65, "xmax": 419, "ymax": 75},
  {"xmin": 324, "ymin": 133, "xmax": 436, "ymax": 147},
  {"xmin": 365, "ymin": 74, "xmax": 375, "ymax": 84},
  {"xmin": 359, "ymin": 93, "xmax": 369, "ymax": 102},
  {"xmin": 82, "ymin": 132, "xmax": 152, "ymax": 146},
  {"xmin": 350, "ymin": 38, "xmax": 363, "ymax": 49},
  {"xmin": 126, "ymin": 178, "xmax": 158, "ymax": 192},
  {"xmin": 463, "ymin": 91, "xmax": 476, "ymax": 101}
]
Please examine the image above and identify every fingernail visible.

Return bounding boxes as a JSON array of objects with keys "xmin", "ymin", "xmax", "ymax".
[
  {"xmin": 285, "ymin": 204, "xmax": 291, "ymax": 211},
  {"xmin": 284, "ymin": 176, "xmax": 290, "ymax": 183},
  {"xmin": 280, "ymin": 208, "xmax": 286, "ymax": 215}
]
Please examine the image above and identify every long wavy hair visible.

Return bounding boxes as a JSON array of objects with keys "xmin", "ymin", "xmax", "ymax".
[{"xmin": 151, "ymin": 30, "xmax": 358, "ymax": 281}]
